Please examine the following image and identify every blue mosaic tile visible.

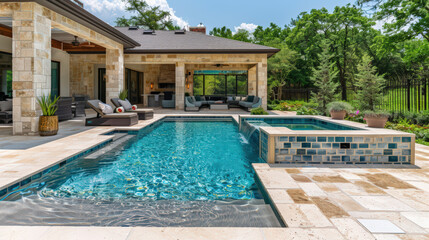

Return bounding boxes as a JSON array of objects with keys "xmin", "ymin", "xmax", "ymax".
[
  {"xmin": 302, "ymin": 143, "xmax": 311, "ymax": 148},
  {"xmin": 359, "ymin": 143, "xmax": 369, "ymax": 149},
  {"xmin": 332, "ymin": 143, "xmax": 340, "ymax": 149},
  {"xmin": 370, "ymin": 143, "xmax": 377, "ymax": 149},
  {"xmin": 351, "ymin": 143, "xmax": 358, "ymax": 149},
  {"xmin": 293, "ymin": 156, "xmax": 302, "ymax": 161},
  {"xmin": 370, "ymin": 156, "xmax": 378, "ymax": 162},
  {"xmin": 7, "ymin": 183, "xmax": 19, "ymax": 192},
  {"xmin": 337, "ymin": 149, "xmax": 346, "ymax": 155},
  {"xmin": 313, "ymin": 156, "xmax": 323, "ymax": 161},
  {"xmin": 335, "ymin": 137, "xmax": 345, "ymax": 142},
  {"xmin": 342, "ymin": 156, "xmax": 350, "ymax": 162},
  {"xmin": 279, "ymin": 136, "xmax": 288, "ymax": 141},
  {"xmin": 351, "ymin": 156, "xmax": 360, "ymax": 162},
  {"xmin": 322, "ymin": 143, "xmax": 332, "ymax": 148},
  {"xmin": 312, "ymin": 143, "xmax": 321, "ymax": 148},
  {"xmin": 356, "ymin": 150, "xmax": 365, "ymax": 155},
  {"xmin": 393, "ymin": 137, "xmax": 401, "ymax": 142},
  {"xmin": 327, "ymin": 149, "xmax": 337, "ymax": 155},
  {"xmin": 346, "ymin": 149, "xmax": 354, "ymax": 155},
  {"xmin": 346, "ymin": 137, "xmax": 353, "ymax": 142},
  {"xmin": 365, "ymin": 150, "xmax": 373, "ymax": 155},
  {"xmin": 31, "ymin": 172, "xmax": 42, "ymax": 180},
  {"xmin": 297, "ymin": 149, "xmax": 306, "ymax": 155},
  {"xmin": 20, "ymin": 177, "xmax": 31, "ymax": 186},
  {"xmin": 317, "ymin": 137, "xmax": 327, "ymax": 142},
  {"xmin": 378, "ymin": 143, "xmax": 388, "ymax": 149},
  {"xmin": 317, "ymin": 149, "xmax": 326, "ymax": 155},
  {"xmin": 388, "ymin": 143, "xmax": 397, "ymax": 149},
  {"xmin": 328, "ymin": 137, "xmax": 335, "ymax": 142},
  {"xmin": 384, "ymin": 149, "xmax": 393, "ymax": 155},
  {"xmin": 402, "ymin": 137, "xmax": 411, "ymax": 142},
  {"xmin": 307, "ymin": 137, "xmax": 317, "ymax": 142},
  {"xmin": 402, "ymin": 149, "xmax": 411, "ymax": 155},
  {"xmin": 280, "ymin": 149, "xmax": 289, "ymax": 154},
  {"xmin": 398, "ymin": 143, "xmax": 410, "ymax": 149},
  {"xmin": 360, "ymin": 156, "xmax": 366, "ymax": 162},
  {"xmin": 303, "ymin": 155, "xmax": 312, "ymax": 161},
  {"xmin": 297, "ymin": 137, "xmax": 306, "ymax": 142},
  {"xmin": 283, "ymin": 143, "xmax": 291, "ymax": 148},
  {"xmin": 332, "ymin": 156, "xmax": 341, "ymax": 161},
  {"xmin": 289, "ymin": 136, "xmax": 296, "ymax": 142},
  {"xmin": 0, "ymin": 188, "xmax": 7, "ymax": 198},
  {"xmin": 389, "ymin": 156, "xmax": 398, "ymax": 162},
  {"xmin": 354, "ymin": 137, "xmax": 364, "ymax": 142},
  {"xmin": 307, "ymin": 149, "xmax": 317, "ymax": 155},
  {"xmin": 400, "ymin": 156, "xmax": 407, "ymax": 162}
]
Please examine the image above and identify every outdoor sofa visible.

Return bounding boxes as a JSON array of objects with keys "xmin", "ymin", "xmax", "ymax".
[
  {"xmin": 85, "ymin": 100, "xmax": 138, "ymax": 126},
  {"xmin": 111, "ymin": 98, "xmax": 154, "ymax": 120},
  {"xmin": 239, "ymin": 96, "xmax": 262, "ymax": 111},
  {"xmin": 185, "ymin": 95, "xmax": 261, "ymax": 111}
]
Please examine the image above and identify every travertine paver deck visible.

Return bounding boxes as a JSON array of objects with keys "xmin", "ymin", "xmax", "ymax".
[
  {"xmin": 0, "ymin": 112, "xmax": 428, "ymax": 239},
  {"xmin": 254, "ymin": 144, "xmax": 429, "ymax": 239}
]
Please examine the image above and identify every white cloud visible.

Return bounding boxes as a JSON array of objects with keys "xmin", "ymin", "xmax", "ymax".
[
  {"xmin": 81, "ymin": 0, "xmax": 188, "ymax": 28},
  {"xmin": 233, "ymin": 23, "xmax": 258, "ymax": 34}
]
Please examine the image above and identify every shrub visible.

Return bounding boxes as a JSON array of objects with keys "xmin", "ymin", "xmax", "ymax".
[
  {"xmin": 363, "ymin": 110, "xmax": 391, "ymax": 118},
  {"xmin": 327, "ymin": 101, "xmax": 353, "ymax": 113},
  {"xmin": 251, "ymin": 107, "xmax": 269, "ymax": 115},
  {"xmin": 296, "ymin": 106, "xmax": 320, "ymax": 115}
]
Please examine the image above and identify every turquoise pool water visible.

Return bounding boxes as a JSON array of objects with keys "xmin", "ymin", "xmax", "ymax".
[
  {"xmin": 244, "ymin": 118, "xmax": 359, "ymax": 131},
  {"xmin": 0, "ymin": 120, "xmax": 281, "ymax": 227}
]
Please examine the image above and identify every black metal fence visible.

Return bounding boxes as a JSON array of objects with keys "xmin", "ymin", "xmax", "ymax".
[{"xmin": 278, "ymin": 77, "xmax": 429, "ymax": 113}]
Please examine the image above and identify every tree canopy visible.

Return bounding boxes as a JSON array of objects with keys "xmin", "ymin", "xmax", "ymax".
[{"xmin": 116, "ymin": 0, "xmax": 178, "ymax": 30}]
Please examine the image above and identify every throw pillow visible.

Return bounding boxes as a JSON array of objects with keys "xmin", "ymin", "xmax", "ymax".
[
  {"xmin": 246, "ymin": 96, "xmax": 255, "ymax": 103},
  {"xmin": 98, "ymin": 102, "xmax": 113, "ymax": 114},
  {"xmin": 118, "ymin": 99, "xmax": 132, "ymax": 111},
  {"xmin": 115, "ymin": 106, "xmax": 125, "ymax": 113},
  {"xmin": 0, "ymin": 100, "xmax": 12, "ymax": 111},
  {"xmin": 227, "ymin": 96, "xmax": 233, "ymax": 101},
  {"xmin": 131, "ymin": 105, "xmax": 137, "ymax": 111}
]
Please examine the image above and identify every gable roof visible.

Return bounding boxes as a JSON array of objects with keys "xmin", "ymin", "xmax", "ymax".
[{"xmin": 116, "ymin": 28, "xmax": 280, "ymax": 56}]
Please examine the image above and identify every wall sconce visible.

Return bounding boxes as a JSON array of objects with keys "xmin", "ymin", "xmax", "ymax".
[
  {"xmin": 150, "ymin": 82, "xmax": 154, "ymax": 89},
  {"xmin": 186, "ymin": 83, "xmax": 190, "ymax": 89}
]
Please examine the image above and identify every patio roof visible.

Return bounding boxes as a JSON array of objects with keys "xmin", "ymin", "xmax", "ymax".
[
  {"xmin": 0, "ymin": 0, "xmax": 140, "ymax": 49},
  {"xmin": 116, "ymin": 28, "xmax": 280, "ymax": 56}
]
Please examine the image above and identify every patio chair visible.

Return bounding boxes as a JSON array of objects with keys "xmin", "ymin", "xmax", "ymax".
[
  {"xmin": 110, "ymin": 98, "xmax": 154, "ymax": 120},
  {"xmin": 85, "ymin": 100, "xmax": 138, "ymax": 126},
  {"xmin": 56, "ymin": 97, "xmax": 73, "ymax": 121},
  {"xmin": 162, "ymin": 92, "xmax": 175, "ymax": 108}
]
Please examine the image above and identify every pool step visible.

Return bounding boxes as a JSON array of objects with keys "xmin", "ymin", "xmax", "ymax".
[{"xmin": 85, "ymin": 134, "xmax": 135, "ymax": 160}]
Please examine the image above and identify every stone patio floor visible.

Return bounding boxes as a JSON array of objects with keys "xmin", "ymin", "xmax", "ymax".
[{"xmin": 0, "ymin": 111, "xmax": 427, "ymax": 239}]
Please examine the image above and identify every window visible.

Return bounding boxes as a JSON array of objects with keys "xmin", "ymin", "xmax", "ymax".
[
  {"xmin": 193, "ymin": 71, "xmax": 248, "ymax": 96},
  {"xmin": 51, "ymin": 61, "xmax": 60, "ymax": 98},
  {"xmin": 0, "ymin": 52, "xmax": 12, "ymax": 98}
]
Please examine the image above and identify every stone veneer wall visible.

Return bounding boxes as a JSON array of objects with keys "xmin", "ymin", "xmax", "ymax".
[
  {"xmin": 70, "ymin": 54, "xmax": 105, "ymax": 98},
  {"xmin": 274, "ymin": 135, "xmax": 413, "ymax": 165}
]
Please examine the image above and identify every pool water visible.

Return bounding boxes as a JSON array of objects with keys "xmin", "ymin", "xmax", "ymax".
[
  {"xmin": 0, "ymin": 121, "xmax": 281, "ymax": 227},
  {"xmin": 244, "ymin": 118, "xmax": 359, "ymax": 131}
]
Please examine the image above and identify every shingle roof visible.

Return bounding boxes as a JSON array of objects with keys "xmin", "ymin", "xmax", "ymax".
[{"xmin": 116, "ymin": 28, "xmax": 279, "ymax": 56}]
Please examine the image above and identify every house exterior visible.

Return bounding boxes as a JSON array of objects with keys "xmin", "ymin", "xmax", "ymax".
[{"xmin": 0, "ymin": 0, "xmax": 279, "ymax": 135}]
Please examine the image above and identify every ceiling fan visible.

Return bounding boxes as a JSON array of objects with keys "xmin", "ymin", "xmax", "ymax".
[
  {"xmin": 71, "ymin": 36, "xmax": 96, "ymax": 48},
  {"xmin": 212, "ymin": 64, "xmax": 230, "ymax": 67}
]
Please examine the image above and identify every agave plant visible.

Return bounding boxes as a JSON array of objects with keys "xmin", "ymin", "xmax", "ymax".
[
  {"xmin": 36, "ymin": 93, "xmax": 59, "ymax": 116},
  {"xmin": 119, "ymin": 89, "xmax": 128, "ymax": 100}
]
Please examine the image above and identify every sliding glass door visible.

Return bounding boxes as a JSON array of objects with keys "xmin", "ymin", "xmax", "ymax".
[
  {"xmin": 193, "ymin": 71, "xmax": 248, "ymax": 96},
  {"xmin": 51, "ymin": 61, "xmax": 60, "ymax": 98}
]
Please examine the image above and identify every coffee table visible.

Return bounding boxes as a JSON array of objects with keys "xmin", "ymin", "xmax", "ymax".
[{"xmin": 210, "ymin": 103, "xmax": 229, "ymax": 110}]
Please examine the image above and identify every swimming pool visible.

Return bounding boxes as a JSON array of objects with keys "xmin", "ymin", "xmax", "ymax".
[
  {"xmin": 244, "ymin": 118, "xmax": 359, "ymax": 131},
  {"xmin": 0, "ymin": 119, "xmax": 281, "ymax": 227}
]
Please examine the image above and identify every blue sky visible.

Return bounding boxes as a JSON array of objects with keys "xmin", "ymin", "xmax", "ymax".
[{"xmin": 82, "ymin": 0, "xmax": 356, "ymax": 32}]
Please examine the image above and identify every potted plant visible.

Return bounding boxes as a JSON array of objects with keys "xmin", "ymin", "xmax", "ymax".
[
  {"xmin": 327, "ymin": 101, "xmax": 352, "ymax": 120},
  {"xmin": 119, "ymin": 89, "xmax": 128, "ymax": 100},
  {"xmin": 364, "ymin": 110, "xmax": 390, "ymax": 128},
  {"xmin": 36, "ymin": 93, "xmax": 59, "ymax": 136},
  {"xmin": 355, "ymin": 54, "xmax": 388, "ymax": 128}
]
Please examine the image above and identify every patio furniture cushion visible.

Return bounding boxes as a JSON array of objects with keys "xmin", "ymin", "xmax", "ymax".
[
  {"xmin": 118, "ymin": 99, "xmax": 133, "ymax": 111},
  {"xmin": 246, "ymin": 96, "xmax": 255, "ymax": 103},
  {"xmin": 0, "ymin": 100, "xmax": 12, "ymax": 111},
  {"xmin": 102, "ymin": 113, "xmax": 137, "ymax": 119},
  {"xmin": 116, "ymin": 106, "xmax": 125, "ymax": 113},
  {"xmin": 195, "ymin": 96, "xmax": 201, "ymax": 101},
  {"xmin": 239, "ymin": 101, "xmax": 253, "ymax": 108},
  {"xmin": 98, "ymin": 102, "xmax": 113, "ymax": 114}
]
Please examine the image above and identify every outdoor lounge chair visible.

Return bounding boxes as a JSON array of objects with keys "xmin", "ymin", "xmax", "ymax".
[
  {"xmin": 239, "ymin": 96, "xmax": 262, "ymax": 111},
  {"xmin": 85, "ymin": 100, "xmax": 138, "ymax": 126},
  {"xmin": 110, "ymin": 98, "xmax": 154, "ymax": 120}
]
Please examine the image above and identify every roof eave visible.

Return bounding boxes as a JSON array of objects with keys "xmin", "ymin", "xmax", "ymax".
[
  {"xmin": 1, "ymin": 0, "xmax": 140, "ymax": 48},
  {"xmin": 124, "ymin": 48, "xmax": 280, "ymax": 57}
]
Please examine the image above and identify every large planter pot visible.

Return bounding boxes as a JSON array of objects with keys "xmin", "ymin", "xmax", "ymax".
[
  {"xmin": 365, "ymin": 115, "xmax": 388, "ymax": 128},
  {"xmin": 330, "ymin": 110, "xmax": 347, "ymax": 120},
  {"xmin": 39, "ymin": 116, "xmax": 58, "ymax": 136}
]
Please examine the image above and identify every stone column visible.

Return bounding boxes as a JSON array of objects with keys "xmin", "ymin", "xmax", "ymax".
[
  {"xmin": 248, "ymin": 65, "xmax": 257, "ymax": 96},
  {"xmin": 175, "ymin": 62, "xmax": 185, "ymax": 110},
  {"xmin": 256, "ymin": 61, "xmax": 268, "ymax": 110},
  {"xmin": 105, "ymin": 48, "xmax": 124, "ymax": 106},
  {"xmin": 12, "ymin": 3, "xmax": 51, "ymax": 135}
]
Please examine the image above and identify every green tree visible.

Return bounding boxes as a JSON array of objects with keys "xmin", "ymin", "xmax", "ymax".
[
  {"xmin": 311, "ymin": 40, "xmax": 340, "ymax": 114},
  {"xmin": 116, "ymin": 0, "xmax": 178, "ymax": 30},
  {"xmin": 358, "ymin": 0, "xmax": 429, "ymax": 42},
  {"xmin": 209, "ymin": 26, "xmax": 233, "ymax": 38},
  {"xmin": 355, "ymin": 54, "xmax": 386, "ymax": 111},
  {"xmin": 268, "ymin": 44, "xmax": 298, "ymax": 100}
]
